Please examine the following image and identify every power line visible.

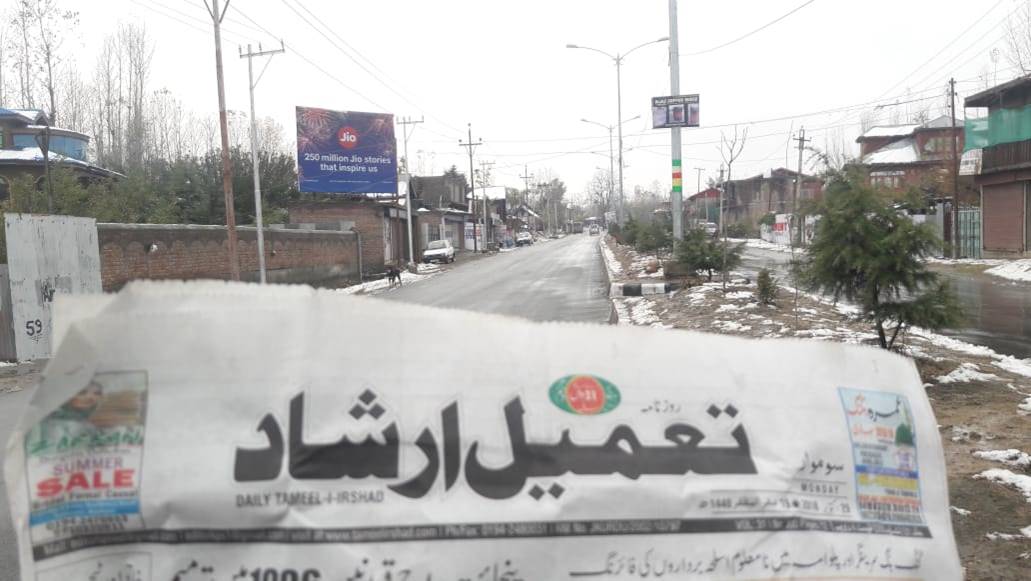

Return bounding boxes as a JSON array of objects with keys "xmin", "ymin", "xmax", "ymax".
[{"xmin": 680, "ymin": 0, "xmax": 819, "ymax": 57}]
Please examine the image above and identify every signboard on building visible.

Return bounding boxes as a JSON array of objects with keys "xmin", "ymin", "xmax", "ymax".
[
  {"xmin": 296, "ymin": 106, "xmax": 397, "ymax": 194},
  {"xmin": 652, "ymin": 94, "xmax": 700, "ymax": 129},
  {"xmin": 4, "ymin": 213, "xmax": 101, "ymax": 361}
]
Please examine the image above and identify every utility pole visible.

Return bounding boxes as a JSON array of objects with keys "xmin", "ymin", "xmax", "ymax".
[
  {"xmin": 459, "ymin": 124, "xmax": 483, "ymax": 252},
  {"xmin": 792, "ymin": 127, "xmax": 810, "ymax": 247},
  {"xmin": 397, "ymin": 116, "xmax": 424, "ymax": 175},
  {"xmin": 669, "ymin": 0, "xmax": 683, "ymax": 241},
  {"xmin": 398, "ymin": 116, "xmax": 424, "ymax": 269},
  {"xmin": 519, "ymin": 165, "xmax": 534, "ymax": 207},
  {"xmin": 616, "ymin": 56, "xmax": 625, "ymax": 225},
  {"xmin": 950, "ymin": 77, "xmax": 961, "ymax": 258},
  {"xmin": 205, "ymin": 0, "xmax": 240, "ymax": 281},
  {"xmin": 694, "ymin": 167, "xmax": 704, "ymax": 223},
  {"xmin": 240, "ymin": 42, "xmax": 284, "ymax": 284},
  {"xmin": 478, "ymin": 160, "xmax": 494, "ymax": 249}
]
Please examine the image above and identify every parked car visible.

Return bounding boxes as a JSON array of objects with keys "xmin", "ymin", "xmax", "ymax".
[
  {"xmin": 515, "ymin": 231, "xmax": 533, "ymax": 246},
  {"xmin": 588, "ymin": 224, "xmax": 601, "ymax": 236},
  {"xmin": 422, "ymin": 239, "xmax": 455, "ymax": 263},
  {"xmin": 703, "ymin": 222, "xmax": 719, "ymax": 237}
]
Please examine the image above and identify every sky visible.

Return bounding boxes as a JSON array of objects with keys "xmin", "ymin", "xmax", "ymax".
[{"xmin": 63, "ymin": 0, "xmax": 1025, "ymax": 201}]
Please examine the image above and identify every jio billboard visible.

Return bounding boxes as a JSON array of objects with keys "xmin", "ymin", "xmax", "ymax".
[{"xmin": 296, "ymin": 106, "xmax": 397, "ymax": 194}]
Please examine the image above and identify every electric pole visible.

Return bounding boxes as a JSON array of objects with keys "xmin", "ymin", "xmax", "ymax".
[
  {"xmin": 478, "ymin": 160, "xmax": 495, "ymax": 249},
  {"xmin": 669, "ymin": 0, "xmax": 684, "ymax": 241},
  {"xmin": 240, "ymin": 42, "xmax": 285, "ymax": 284},
  {"xmin": 950, "ymin": 77, "xmax": 961, "ymax": 258},
  {"xmin": 459, "ymin": 124, "xmax": 483, "ymax": 252},
  {"xmin": 793, "ymin": 127, "xmax": 810, "ymax": 247},
  {"xmin": 398, "ymin": 116, "xmax": 424, "ymax": 269},
  {"xmin": 519, "ymin": 165, "xmax": 534, "ymax": 207},
  {"xmin": 205, "ymin": 0, "xmax": 240, "ymax": 281},
  {"xmin": 397, "ymin": 116, "xmax": 424, "ymax": 175}
]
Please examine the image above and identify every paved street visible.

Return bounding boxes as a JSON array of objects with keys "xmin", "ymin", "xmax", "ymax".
[
  {"xmin": 739, "ymin": 246, "xmax": 1031, "ymax": 359},
  {"xmin": 382, "ymin": 234, "xmax": 613, "ymax": 323}
]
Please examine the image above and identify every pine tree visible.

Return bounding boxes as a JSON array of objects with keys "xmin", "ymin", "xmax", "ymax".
[
  {"xmin": 796, "ymin": 170, "xmax": 962, "ymax": 350},
  {"xmin": 675, "ymin": 228, "xmax": 744, "ymax": 282}
]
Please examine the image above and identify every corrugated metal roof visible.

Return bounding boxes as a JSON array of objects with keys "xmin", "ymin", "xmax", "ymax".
[{"xmin": 861, "ymin": 137, "xmax": 919, "ymax": 165}]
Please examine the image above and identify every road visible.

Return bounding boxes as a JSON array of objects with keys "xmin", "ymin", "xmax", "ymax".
[
  {"xmin": 382, "ymin": 234, "xmax": 613, "ymax": 323},
  {"xmin": 739, "ymin": 246, "xmax": 1031, "ymax": 359}
]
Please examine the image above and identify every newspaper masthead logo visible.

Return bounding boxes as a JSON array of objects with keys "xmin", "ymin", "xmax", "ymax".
[{"xmin": 549, "ymin": 375, "xmax": 620, "ymax": 415}]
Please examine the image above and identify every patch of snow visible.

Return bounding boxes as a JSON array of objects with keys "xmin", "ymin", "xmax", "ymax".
[
  {"xmin": 974, "ymin": 469, "xmax": 1031, "ymax": 503},
  {"xmin": 622, "ymin": 297, "xmax": 671, "ymax": 329},
  {"xmin": 927, "ymin": 257, "xmax": 1006, "ymax": 266},
  {"xmin": 600, "ymin": 239, "xmax": 623, "ymax": 276},
  {"xmin": 935, "ymin": 363, "xmax": 1001, "ymax": 384},
  {"xmin": 911, "ymin": 328, "xmax": 1031, "ymax": 379},
  {"xmin": 725, "ymin": 291, "xmax": 754, "ymax": 300},
  {"xmin": 337, "ymin": 269, "xmax": 437, "ymax": 295},
  {"xmin": 637, "ymin": 269, "xmax": 664, "ymax": 279},
  {"xmin": 974, "ymin": 449, "xmax": 1031, "ymax": 469},
  {"xmin": 860, "ymin": 123, "xmax": 920, "ymax": 139},
  {"xmin": 716, "ymin": 304, "xmax": 740, "ymax": 313},
  {"xmin": 1019, "ymin": 397, "xmax": 1031, "ymax": 416},
  {"xmin": 985, "ymin": 259, "xmax": 1031, "ymax": 283},
  {"xmin": 713, "ymin": 320, "xmax": 752, "ymax": 332},
  {"xmin": 862, "ymin": 137, "xmax": 919, "ymax": 164},
  {"xmin": 732, "ymin": 238, "xmax": 796, "ymax": 254},
  {"xmin": 797, "ymin": 307, "xmax": 818, "ymax": 315},
  {"xmin": 950, "ymin": 506, "xmax": 971, "ymax": 516}
]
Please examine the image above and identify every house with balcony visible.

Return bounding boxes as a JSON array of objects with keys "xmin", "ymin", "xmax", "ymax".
[
  {"xmin": 721, "ymin": 168, "xmax": 822, "ymax": 228},
  {"xmin": 0, "ymin": 108, "xmax": 117, "ymax": 198},
  {"xmin": 965, "ymin": 77, "xmax": 1031, "ymax": 258}
]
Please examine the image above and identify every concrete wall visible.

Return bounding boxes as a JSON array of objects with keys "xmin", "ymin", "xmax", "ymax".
[{"xmin": 97, "ymin": 223, "xmax": 359, "ymax": 291}]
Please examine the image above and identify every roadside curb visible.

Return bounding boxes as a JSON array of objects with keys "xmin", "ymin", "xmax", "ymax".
[{"xmin": 609, "ymin": 282, "xmax": 680, "ymax": 297}]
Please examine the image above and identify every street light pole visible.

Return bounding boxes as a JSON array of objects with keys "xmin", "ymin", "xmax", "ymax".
[
  {"xmin": 567, "ymin": 37, "xmax": 668, "ymax": 226},
  {"xmin": 669, "ymin": 0, "xmax": 683, "ymax": 241}
]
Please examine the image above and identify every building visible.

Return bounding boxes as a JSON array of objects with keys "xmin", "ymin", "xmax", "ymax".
[
  {"xmin": 0, "ymin": 108, "xmax": 116, "ymax": 197},
  {"xmin": 509, "ymin": 203, "xmax": 542, "ymax": 232},
  {"xmin": 288, "ymin": 198, "xmax": 419, "ymax": 272},
  {"xmin": 410, "ymin": 173, "xmax": 469, "ymax": 211},
  {"xmin": 965, "ymin": 77, "xmax": 1031, "ymax": 257},
  {"xmin": 721, "ymin": 168, "xmax": 822, "ymax": 227},
  {"xmin": 855, "ymin": 116, "xmax": 965, "ymax": 194},
  {"xmin": 686, "ymin": 187, "xmax": 720, "ymax": 223}
]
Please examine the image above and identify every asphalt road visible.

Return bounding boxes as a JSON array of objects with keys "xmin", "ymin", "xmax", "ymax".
[
  {"xmin": 739, "ymin": 246, "xmax": 1031, "ymax": 359},
  {"xmin": 382, "ymin": 234, "xmax": 613, "ymax": 323}
]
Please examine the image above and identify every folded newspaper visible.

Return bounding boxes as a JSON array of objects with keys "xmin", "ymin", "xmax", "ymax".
[{"xmin": 5, "ymin": 282, "xmax": 962, "ymax": 580}]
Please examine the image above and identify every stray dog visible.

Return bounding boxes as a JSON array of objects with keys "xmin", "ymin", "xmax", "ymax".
[{"xmin": 386, "ymin": 265, "xmax": 403, "ymax": 288}]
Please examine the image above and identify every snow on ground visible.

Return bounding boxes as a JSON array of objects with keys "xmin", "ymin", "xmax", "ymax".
[
  {"xmin": 951, "ymin": 506, "xmax": 972, "ymax": 516},
  {"xmin": 600, "ymin": 238, "xmax": 623, "ymax": 276},
  {"xmin": 730, "ymin": 238, "xmax": 797, "ymax": 254},
  {"xmin": 975, "ymin": 469, "xmax": 1031, "ymax": 503},
  {"xmin": 985, "ymin": 259, "xmax": 1031, "ymax": 283},
  {"xmin": 985, "ymin": 527, "xmax": 1031, "ymax": 541},
  {"xmin": 714, "ymin": 320, "xmax": 752, "ymax": 332},
  {"xmin": 936, "ymin": 363, "xmax": 1002, "ymax": 384},
  {"xmin": 616, "ymin": 297, "xmax": 671, "ymax": 329},
  {"xmin": 1020, "ymin": 397, "xmax": 1031, "ymax": 415},
  {"xmin": 927, "ymin": 257, "xmax": 1007, "ymax": 266},
  {"xmin": 910, "ymin": 328, "xmax": 1031, "ymax": 380},
  {"xmin": 724, "ymin": 290, "xmax": 754, "ymax": 300},
  {"xmin": 337, "ymin": 266, "xmax": 439, "ymax": 295},
  {"xmin": 974, "ymin": 449, "xmax": 1031, "ymax": 469}
]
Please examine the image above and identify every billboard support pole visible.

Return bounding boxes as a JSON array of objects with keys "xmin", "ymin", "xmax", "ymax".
[
  {"xmin": 205, "ymin": 0, "xmax": 241, "ymax": 281},
  {"xmin": 669, "ymin": 0, "xmax": 684, "ymax": 241},
  {"xmin": 241, "ymin": 42, "xmax": 285, "ymax": 284}
]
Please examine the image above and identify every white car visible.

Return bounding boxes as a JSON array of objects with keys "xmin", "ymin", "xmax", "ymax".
[
  {"xmin": 515, "ymin": 231, "xmax": 533, "ymax": 246},
  {"xmin": 703, "ymin": 222, "xmax": 719, "ymax": 237},
  {"xmin": 423, "ymin": 239, "xmax": 455, "ymax": 263},
  {"xmin": 588, "ymin": 224, "xmax": 601, "ymax": 236}
]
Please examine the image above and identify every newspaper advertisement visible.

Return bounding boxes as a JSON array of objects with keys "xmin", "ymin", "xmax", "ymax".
[{"xmin": 5, "ymin": 282, "xmax": 962, "ymax": 580}]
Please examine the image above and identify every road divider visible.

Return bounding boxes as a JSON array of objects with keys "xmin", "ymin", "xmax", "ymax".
[{"xmin": 609, "ymin": 282, "xmax": 680, "ymax": 297}]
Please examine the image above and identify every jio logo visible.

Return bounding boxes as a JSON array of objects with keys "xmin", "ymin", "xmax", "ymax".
[{"xmin": 337, "ymin": 126, "xmax": 359, "ymax": 149}]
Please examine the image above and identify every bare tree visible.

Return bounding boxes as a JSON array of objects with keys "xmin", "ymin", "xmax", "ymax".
[
  {"xmin": 1006, "ymin": 0, "xmax": 1031, "ymax": 74},
  {"xmin": 26, "ymin": 0, "xmax": 79, "ymax": 124},
  {"xmin": 9, "ymin": 3, "xmax": 36, "ymax": 108},
  {"xmin": 585, "ymin": 168, "xmax": 612, "ymax": 215},
  {"xmin": 718, "ymin": 126, "xmax": 748, "ymax": 289}
]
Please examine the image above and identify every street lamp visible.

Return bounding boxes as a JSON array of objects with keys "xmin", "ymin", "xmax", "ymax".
[
  {"xmin": 567, "ymin": 37, "xmax": 668, "ymax": 224},
  {"xmin": 582, "ymin": 115, "xmax": 640, "ymax": 219}
]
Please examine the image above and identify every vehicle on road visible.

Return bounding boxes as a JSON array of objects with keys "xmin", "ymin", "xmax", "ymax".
[
  {"xmin": 422, "ymin": 239, "xmax": 455, "ymax": 263},
  {"xmin": 588, "ymin": 224, "xmax": 600, "ymax": 236},
  {"xmin": 704, "ymin": 222, "xmax": 718, "ymax": 237},
  {"xmin": 515, "ymin": 231, "xmax": 533, "ymax": 246}
]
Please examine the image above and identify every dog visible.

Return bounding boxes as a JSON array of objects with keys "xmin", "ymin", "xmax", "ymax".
[{"xmin": 386, "ymin": 265, "xmax": 403, "ymax": 288}]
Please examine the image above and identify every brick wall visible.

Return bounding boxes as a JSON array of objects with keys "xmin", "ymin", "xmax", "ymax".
[
  {"xmin": 289, "ymin": 201, "xmax": 389, "ymax": 271},
  {"xmin": 97, "ymin": 223, "xmax": 359, "ymax": 291}
]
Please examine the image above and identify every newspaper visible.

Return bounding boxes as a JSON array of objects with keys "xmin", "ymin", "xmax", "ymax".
[{"xmin": 5, "ymin": 282, "xmax": 962, "ymax": 580}]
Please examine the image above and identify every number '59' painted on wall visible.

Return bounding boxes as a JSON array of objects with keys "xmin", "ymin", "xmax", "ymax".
[{"xmin": 24, "ymin": 319, "xmax": 42, "ymax": 336}]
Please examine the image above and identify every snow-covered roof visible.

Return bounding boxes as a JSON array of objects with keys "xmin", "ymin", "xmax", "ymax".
[
  {"xmin": 919, "ymin": 115, "xmax": 964, "ymax": 129},
  {"xmin": 0, "ymin": 147, "xmax": 89, "ymax": 167},
  {"xmin": 0, "ymin": 108, "xmax": 46, "ymax": 125},
  {"xmin": 861, "ymin": 137, "xmax": 919, "ymax": 165},
  {"xmin": 466, "ymin": 185, "xmax": 507, "ymax": 201},
  {"xmin": 859, "ymin": 124, "xmax": 920, "ymax": 139}
]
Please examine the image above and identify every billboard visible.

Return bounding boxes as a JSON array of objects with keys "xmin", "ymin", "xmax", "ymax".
[
  {"xmin": 652, "ymin": 94, "xmax": 700, "ymax": 129},
  {"xmin": 296, "ymin": 106, "xmax": 397, "ymax": 194}
]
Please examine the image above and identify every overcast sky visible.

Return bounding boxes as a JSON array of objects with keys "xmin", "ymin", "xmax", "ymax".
[{"xmin": 70, "ymin": 0, "xmax": 1021, "ymax": 200}]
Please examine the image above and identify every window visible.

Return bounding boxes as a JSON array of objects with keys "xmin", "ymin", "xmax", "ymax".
[
  {"xmin": 870, "ymin": 171, "xmax": 905, "ymax": 189},
  {"xmin": 0, "ymin": 176, "xmax": 9, "ymax": 200},
  {"xmin": 11, "ymin": 133, "xmax": 88, "ymax": 160}
]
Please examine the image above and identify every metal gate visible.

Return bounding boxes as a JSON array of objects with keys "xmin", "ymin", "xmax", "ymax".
[{"xmin": 958, "ymin": 208, "xmax": 982, "ymax": 259}]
